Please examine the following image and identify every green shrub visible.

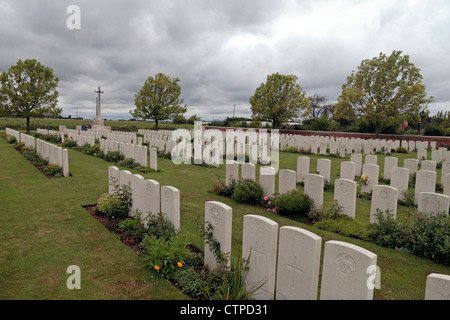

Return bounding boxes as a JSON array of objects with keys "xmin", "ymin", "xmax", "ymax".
[
  {"xmin": 308, "ymin": 200, "xmax": 342, "ymax": 223},
  {"xmin": 42, "ymin": 163, "xmax": 63, "ymax": 177},
  {"xmin": 96, "ymin": 184, "xmax": 132, "ymax": 219},
  {"xmin": 284, "ymin": 146, "xmax": 298, "ymax": 153},
  {"xmin": 6, "ymin": 135, "xmax": 17, "ymax": 144},
  {"xmin": 423, "ymin": 123, "xmax": 444, "ymax": 136},
  {"xmin": 368, "ymin": 211, "xmax": 450, "ymax": 266},
  {"xmin": 314, "ymin": 215, "xmax": 369, "ymax": 240},
  {"xmin": 117, "ymin": 157, "xmax": 141, "ymax": 169},
  {"xmin": 63, "ymin": 140, "xmax": 77, "ymax": 149},
  {"xmin": 141, "ymin": 234, "xmax": 192, "ymax": 278},
  {"xmin": 105, "ymin": 150, "xmax": 124, "ymax": 162},
  {"xmin": 118, "ymin": 217, "xmax": 147, "ymax": 241},
  {"xmin": 232, "ymin": 179, "xmax": 263, "ymax": 205},
  {"xmin": 145, "ymin": 212, "xmax": 177, "ymax": 240},
  {"xmin": 275, "ymin": 190, "xmax": 312, "ymax": 217},
  {"xmin": 211, "ymin": 178, "xmax": 236, "ymax": 197},
  {"xmin": 367, "ymin": 210, "xmax": 409, "ymax": 249},
  {"xmin": 396, "ymin": 146, "xmax": 408, "ymax": 153},
  {"xmin": 408, "ymin": 212, "xmax": 449, "ymax": 266}
]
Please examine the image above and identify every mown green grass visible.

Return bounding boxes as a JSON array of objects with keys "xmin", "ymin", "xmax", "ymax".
[
  {"xmin": 0, "ymin": 137, "xmax": 188, "ymax": 300},
  {"xmin": 1, "ymin": 131, "xmax": 449, "ymax": 300}
]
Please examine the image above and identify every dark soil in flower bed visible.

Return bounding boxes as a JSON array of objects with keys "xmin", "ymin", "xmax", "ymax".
[{"xmin": 83, "ymin": 204, "xmax": 145, "ymax": 254}]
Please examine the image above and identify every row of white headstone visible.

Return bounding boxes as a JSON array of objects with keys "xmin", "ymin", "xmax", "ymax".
[
  {"xmin": 279, "ymin": 133, "xmax": 438, "ymax": 155},
  {"xmin": 100, "ymin": 139, "xmax": 149, "ymax": 167},
  {"xmin": 37, "ymin": 128, "xmax": 65, "ymax": 142},
  {"xmin": 36, "ymin": 139, "xmax": 70, "ymax": 177},
  {"xmin": 225, "ymin": 157, "xmax": 449, "ymax": 222},
  {"xmin": 203, "ymin": 200, "xmax": 450, "ymax": 300},
  {"xmin": 5, "ymin": 128, "xmax": 70, "ymax": 177},
  {"xmin": 108, "ymin": 166, "xmax": 179, "ymax": 229}
]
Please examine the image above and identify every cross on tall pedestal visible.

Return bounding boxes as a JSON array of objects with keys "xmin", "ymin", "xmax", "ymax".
[
  {"xmin": 92, "ymin": 86, "xmax": 106, "ymax": 129},
  {"xmin": 95, "ymin": 86, "xmax": 104, "ymax": 121}
]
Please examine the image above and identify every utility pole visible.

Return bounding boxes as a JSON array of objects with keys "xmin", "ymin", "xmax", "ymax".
[{"xmin": 232, "ymin": 104, "xmax": 236, "ymax": 127}]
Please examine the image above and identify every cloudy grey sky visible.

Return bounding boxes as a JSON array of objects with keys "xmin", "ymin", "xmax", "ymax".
[{"xmin": 1, "ymin": 0, "xmax": 449, "ymax": 120}]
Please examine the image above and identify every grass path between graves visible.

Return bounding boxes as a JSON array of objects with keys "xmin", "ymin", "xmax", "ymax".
[
  {"xmin": 1, "ymin": 135, "xmax": 450, "ymax": 300},
  {"xmin": 0, "ymin": 137, "xmax": 188, "ymax": 300}
]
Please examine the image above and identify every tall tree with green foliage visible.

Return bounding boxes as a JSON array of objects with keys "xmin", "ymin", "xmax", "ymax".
[
  {"xmin": 130, "ymin": 73, "xmax": 187, "ymax": 130},
  {"xmin": 249, "ymin": 72, "xmax": 309, "ymax": 128},
  {"xmin": 335, "ymin": 50, "xmax": 433, "ymax": 138},
  {"xmin": 0, "ymin": 59, "xmax": 60, "ymax": 133}
]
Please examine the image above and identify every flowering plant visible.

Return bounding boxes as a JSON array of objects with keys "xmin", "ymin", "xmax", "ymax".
[
  {"xmin": 360, "ymin": 174, "xmax": 369, "ymax": 185},
  {"xmin": 261, "ymin": 195, "xmax": 277, "ymax": 214}
]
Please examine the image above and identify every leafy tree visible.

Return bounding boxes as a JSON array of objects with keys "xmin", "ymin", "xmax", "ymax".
[
  {"xmin": 249, "ymin": 72, "xmax": 309, "ymax": 128},
  {"xmin": 0, "ymin": 59, "xmax": 60, "ymax": 133},
  {"xmin": 130, "ymin": 73, "xmax": 187, "ymax": 130},
  {"xmin": 335, "ymin": 51, "xmax": 433, "ymax": 138}
]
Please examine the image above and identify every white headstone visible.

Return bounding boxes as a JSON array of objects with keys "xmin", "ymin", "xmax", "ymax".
[
  {"xmin": 226, "ymin": 160, "xmax": 239, "ymax": 185},
  {"xmin": 361, "ymin": 164, "xmax": 379, "ymax": 194},
  {"xmin": 242, "ymin": 215, "xmax": 278, "ymax": 300},
  {"xmin": 317, "ymin": 158, "xmax": 331, "ymax": 181},
  {"xmin": 276, "ymin": 226, "xmax": 322, "ymax": 300},
  {"xmin": 340, "ymin": 161, "xmax": 355, "ymax": 180},
  {"xmin": 390, "ymin": 167, "xmax": 409, "ymax": 201},
  {"xmin": 404, "ymin": 159, "xmax": 418, "ymax": 176},
  {"xmin": 278, "ymin": 169, "xmax": 297, "ymax": 195},
  {"xmin": 241, "ymin": 163, "xmax": 256, "ymax": 181},
  {"xmin": 150, "ymin": 147, "xmax": 158, "ymax": 171},
  {"xmin": 417, "ymin": 192, "xmax": 449, "ymax": 217},
  {"xmin": 141, "ymin": 179, "xmax": 160, "ymax": 227},
  {"xmin": 204, "ymin": 201, "xmax": 232, "ymax": 270},
  {"xmin": 351, "ymin": 153, "xmax": 362, "ymax": 177},
  {"xmin": 297, "ymin": 156, "xmax": 310, "ymax": 183},
  {"xmin": 414, "ymin": 170, "xmax": 436, "ymax": 205},
  {"xmin": 425, "ymin": 273, "xmax": 450, "ymax": 300},
  {"xmin": 320, "ymin": 240, "xmax": 377, "ymax": 300},
  {"xmin": 370, "ymin": 185, "xmax": 399, "ymax": 224},
  {"xmin": 334, "ymin": 179, "xmax": 357, "ymax": 218},
  {"xmin": 383, "ymin": 157, "xmax": 398, "ymax": 181},
  {"xmin": 421, "ymin": 160, "xmax": 436, "ymax": 172},
  {"xmin": 161, "ymin": 186, "xmax": 180, "ymax": 230},
  {"xmin": 304, "ymin": 174, "xmax": 324, "ymax": 209},
  {"xmin": 365, "ymin": 154, "xmax": 377, "ymax": 165},
  {"xmin": 260, "ymin": 166, "xmax": 276, "ymax": 198}
]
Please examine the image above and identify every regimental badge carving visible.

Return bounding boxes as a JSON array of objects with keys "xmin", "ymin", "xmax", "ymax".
[
  {"xmin": 164, "ymin": 190, "xmax": 171, "ymax": 207},
  {"xmin": 210, "ymin": 207, "xmax": 220, "ymax": 225},
  {"xmin": 379, "ymin": 189, "xmax": 389, "ymax": 199},
  {"xmin": 339, "ymin": 181, "xmax": 349, "ymax": 194},
  {"xmin": 426, "ymin": 195, "xmax": 441, "ymax": 212},
  {"xmin": 335, "ymin": 253, "xmax": 356, "ymax": 277},
  {"xmin": 146, "ymin": 183, "xmax": 153, "ymax": 193}
]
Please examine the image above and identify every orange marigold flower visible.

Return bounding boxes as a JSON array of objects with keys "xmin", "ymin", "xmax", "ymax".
[
  {"xmin": 154, "ymin": 265, "xmax": 160, "ymax": 270},
  {"xmin": 177, "ymin": 262, "xmax": 183, "ymax": 268}
]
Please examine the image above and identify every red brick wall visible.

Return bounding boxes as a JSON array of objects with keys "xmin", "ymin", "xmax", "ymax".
[{"xmin": 205, "ymin": 127, "xmax": 450, "ymax": 148}]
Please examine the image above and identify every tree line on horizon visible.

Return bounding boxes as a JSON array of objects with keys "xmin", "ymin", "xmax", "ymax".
[{"xmin": 1, "ymin": 51, "xmax": 445, "ymax": 136}]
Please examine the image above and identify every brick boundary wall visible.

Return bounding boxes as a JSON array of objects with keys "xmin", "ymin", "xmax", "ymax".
[{"xmin": 205, "ymin": 127, "xmax": 450, "ymax": 149}]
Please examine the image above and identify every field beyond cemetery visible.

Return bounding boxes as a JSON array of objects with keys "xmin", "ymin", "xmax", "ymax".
[{"xmin": 1, "ymin": 119, "xmax": 449, "ymax": 300}]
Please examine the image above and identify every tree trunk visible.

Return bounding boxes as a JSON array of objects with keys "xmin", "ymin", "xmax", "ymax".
[
  {"xmin": 374, "ymin": 125, "xmax": 380, "ymax": 139},
  {"xmin": 155, "ymin": 119, "xmax": 159, "ymax": 130},
  {"xmin": 26, "ymin": 116, "xmax": 30, "ymax": 133}
]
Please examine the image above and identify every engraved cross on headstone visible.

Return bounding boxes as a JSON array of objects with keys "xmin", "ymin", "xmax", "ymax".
[
  {"xmin": 95, "ymin": 86, "xmax": 104, "ymax": 121},
  {"xmin": 286, "ymin": 255, "xmax": 303, "ymax": 288}
]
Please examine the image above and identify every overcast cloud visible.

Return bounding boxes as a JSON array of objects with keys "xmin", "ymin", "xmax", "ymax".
[{"xmin": 0, "ymin": 0, "xmax": 449, "ymax": 120}]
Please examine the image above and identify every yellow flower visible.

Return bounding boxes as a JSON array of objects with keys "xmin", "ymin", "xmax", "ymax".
[
  {"xmin": 177, "ymin": 262, "xmax": 183, "ymax": 268},
  {"xmin": 154, "ymin": 265, "xmax": 160, "ymax": 270}
]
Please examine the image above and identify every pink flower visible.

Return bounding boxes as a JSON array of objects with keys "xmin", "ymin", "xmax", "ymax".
[
  {"xmin": 268, "ymin": 201, "xmax": 271, "ymax": 205},
  {"xmin": 264, "ymin": 196, "xmax": 268, "ymax": 201}
]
